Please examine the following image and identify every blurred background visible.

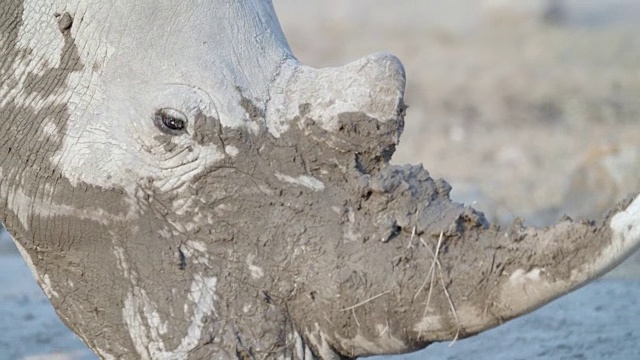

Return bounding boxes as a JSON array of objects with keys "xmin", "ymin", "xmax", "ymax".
[
  {"xmin": 1, "ymin": 0, "xmax": 638, "ymax": 358},
  {"xmin": 275, "ymin": 0, "xmax": 640, "ymax": 276}
]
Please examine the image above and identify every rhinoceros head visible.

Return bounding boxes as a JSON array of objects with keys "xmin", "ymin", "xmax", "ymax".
[{"xmin": 1, "ymin": 1, "xmax": 639, "ymax": 359}]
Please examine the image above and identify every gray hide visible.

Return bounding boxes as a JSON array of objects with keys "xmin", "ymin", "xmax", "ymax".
[{"xmin": 1, "ymin": 0, "xmax": 639, "ymax": 359}]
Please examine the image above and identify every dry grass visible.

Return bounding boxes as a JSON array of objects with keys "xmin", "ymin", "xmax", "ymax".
[{"xmin": 415, "ymin": 232, "xmax": 461, "ymax": 343}]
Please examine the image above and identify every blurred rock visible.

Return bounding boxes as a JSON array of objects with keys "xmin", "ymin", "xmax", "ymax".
[
  {"xmin": 542, "ymin": 0, "xmax": 569, "ymax": 25},
  {"xmin": 481, "ymin": 0, "xmax": 562, "ymax": 25}
]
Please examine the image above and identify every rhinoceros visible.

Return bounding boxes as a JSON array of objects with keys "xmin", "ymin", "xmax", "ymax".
[{"xmin": 1, "ymin": 0, "xmax": 638, "ymax": 359}]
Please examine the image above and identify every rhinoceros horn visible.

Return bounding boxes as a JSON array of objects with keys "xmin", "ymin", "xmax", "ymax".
[{"xmin": 1, "ymin": 0, "xmax": 638, "ymax": 359}]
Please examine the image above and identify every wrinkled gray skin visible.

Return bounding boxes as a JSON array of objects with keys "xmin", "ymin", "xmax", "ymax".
[{"xmin": 1, "ymin": 1, "xmax": 639, "ymax": 359}]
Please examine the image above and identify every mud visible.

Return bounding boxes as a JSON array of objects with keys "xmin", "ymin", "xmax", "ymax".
[
  {"xmin": 55, "ymin": 12, "xmax": 73, "ymax": 33},
  {"xmin": 238, "ymin": 87, "xmax": 266, "ymax": 122},
  {"xmin": 2, "ymin": 1, "xmax": 639, "ymax": 359},
  {"xmin": 6, "ymin": 60, "xmax": 626, "ymax": 356},
  {"xmin": 3, "ymin": 235, "xmax": 640, "ymax": 360}
]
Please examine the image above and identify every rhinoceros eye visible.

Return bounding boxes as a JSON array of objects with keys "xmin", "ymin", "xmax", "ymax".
[{"xmin": 154, "ymin": 108, "xmax": 187, "ymax": 135}]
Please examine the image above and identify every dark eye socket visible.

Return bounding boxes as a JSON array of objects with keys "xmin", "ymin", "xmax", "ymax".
[{"xmin": 154, "ymin": 108, "xmax": 187, "ymax": 135}]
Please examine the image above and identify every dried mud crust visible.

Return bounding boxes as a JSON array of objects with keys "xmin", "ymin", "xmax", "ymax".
[
  {"xmin": 241, "ymin": 108, "xmax": 631, "ymax": 358},
  {"xmin": 276, "ymin": 0, "xmax": 640, "ymax": 226},
  {"xmin": 285, "ymin": 165, "xmax": 629, "ymax": 358},
  {"xmin": 3, "ymin": 96, "xmax": 629, "ymax": 359}
]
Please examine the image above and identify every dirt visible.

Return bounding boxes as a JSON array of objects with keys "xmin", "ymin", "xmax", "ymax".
[{"xmin": 2, "ymin": 240, "xmax": 639, "ymax": 360}]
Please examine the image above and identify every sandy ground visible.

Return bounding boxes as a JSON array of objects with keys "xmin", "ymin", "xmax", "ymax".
[{"xmin": 1, "ymin": 0, "xmax": 639, "ymax": 359}]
